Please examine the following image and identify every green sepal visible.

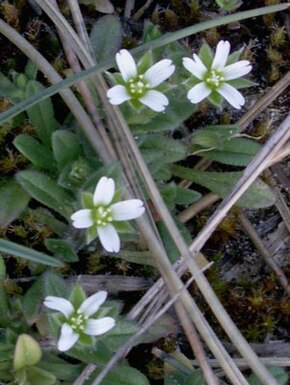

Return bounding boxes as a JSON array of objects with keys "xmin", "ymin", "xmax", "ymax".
[
  {"xmin": 113, "ymin": 221, "xmax": 134, "ymax": 234},
  {"xmin": 69, "ymin": 284, "xmax": 86, "ymax": 309},
  {"xmin": 86, "ymin": 225, "xmax": 98, "ymax": 245},
  {"xmin": 198, "ymin": 42, "xmax": 214, "ymax": 68},
  {"xmin": 81, "ymin": 191, "xmax": 94, "ymax": 209},
  {"xmin": 207, "ymin": 90, "xmax": 223, "ymax": 107},
  {"xmin": 78, "ymin": 334, "xmax": 94, "ymax": 347},
  {"xmin": 227, "ymin": 78, "xmax": 256, "ymax": 89},
  {"xmin": 137, "ymin": 50, "xmax": 153, "ymax": 74},
  {"xmin": 226, "ymin": 48, "xmax": 243, "ymax": 65}
]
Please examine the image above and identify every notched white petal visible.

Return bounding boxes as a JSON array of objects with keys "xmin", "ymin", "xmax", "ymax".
[
  {"xmin": 144, "ymin": 59, "xmax": 175, "ymax": 87},
  {"xmin": 97, "ymin": 224, "xmax": 120, "ymax": 253},
  {"xmin": 116, "ymin": 49, "xmax": 137, "ymax": 82},
  {"xmin": 218, "ymin": 83, "xmax": 245, "ymax": 109},
  {"xmin": 79, "ymin": 291, "xmax": 108, "ymax": 317},
  {"xmin": 71, "ymin": 209, "xmax": 93, "ymax": 229},
  {"xmin": 85, "ymin": 317, "xmax": 115, "ymax": 336},
  {"xmin": 107, "ymin": 85, "xmax": 131, "ymax": 105},
  {"xmin": 93, "ymin": 177, "xmax": 115, "ymax": 206},
  {"xmin": 44, "ymin": 296, "xmax": 74, "ymax": 318},
  {"xmin": 187, "ymin": 82, "xmax": 211, "ymax": 104},
  {"xmin": 58, "ymin": 323, "xmax": 79, "ymax": 352},
  {"xmin": 212, "ymin": 40, "xmax": 230, "ymax": 70},
  {"xmin": 111, "ymin": 199, "xmax": 145, "ymax": 221},
  {"xmin": 139, "ymin": 90, "xmax": 168, "ymax": 112},
  {"xmin": 223, "ymin": 61, "xmax": 252, "ymax": 80},
  {"xmin": 183, "ymin": 55, "xmax": 207, "ymax": 80}
]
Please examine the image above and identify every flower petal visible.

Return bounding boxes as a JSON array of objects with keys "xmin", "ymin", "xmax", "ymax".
[
  {"xmin": 211, "ymin": 40, "xmax": 230, "ymax": 70},
  {"xmin": 71, "ymin": 209, "xmax": 93, "ymax": 229},
  {"xmin": 143, "ymin": 59, "xmax": 175, "ymax": 87},
  {"xmin": 107, "ymin": 85, "xmax": 131, "ymax": 105},
  {"xmin": 111, "ymin": 199, "xmax": 145, "ymax": 221},
  {"xmin": 97, "ymin": 224, "xmax": 120, "ymax": 253},
  {"xmin": 44, "ymin": 296, "xmax": 74, "ymax": 318},
  {"xmin": 116, "ymin": 49, "xmax": 137, "ymax": 82},
  {"xmin": 183, "ymin": 56, "xmax": 207, "ymax": 80},
  {"xmin": 139, "ymin": 90, "xmax": 168, "ymax": 112},
  {"xmin": 217, "ymin": 83, "xmax": 245, "ymax": 109},
  {"xmin": 58, "ymin": 323, "xmax": 79, "ymax": 352},
  {"xmin": 79, "ymin": 291, "xmax": 107, "ymax": 317},
  {"xmin": 223, "ymin": 61, "xmax": 252, "ymax": 80},
  {"xmin": 93, "ymin": 177, "xmax": 115, "ymax": 206},
  {"xmin": 187, "ymin": 82, "xmax": 211, "ymax": 104},
  {"xmin": 84, "ymin": 317, "xmax": 115, "ymax": 336}
]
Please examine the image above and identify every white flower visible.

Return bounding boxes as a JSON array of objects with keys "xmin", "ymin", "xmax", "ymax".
[
  {"xmin": 71, "ymin": 176, "xmax": 145, "ymax": 253},
  {"xmin": 107, "ymin": 49, "xmax": 175, "ymax": 112},
  {"xmin": 44, "ymin": 291, "xmax": 115, "ymax": 352},
  {"xmin": 183, "ymin": 40, "xmax": 252, "ymax": 109}
]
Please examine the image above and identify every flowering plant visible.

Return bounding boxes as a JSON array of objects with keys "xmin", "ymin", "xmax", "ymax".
[
  {"xmin": 71, "ymin": 176, "xmax": 145, "ymax": 252},
  {"xmin": 107, "ymin": 49, "xmax": 175, "ymax": 112},
  {"xmin": 183, "ymin": 40, "xmax": 252, "ymax": 109},
  {"xmin": 44, "ymin": 287, "xmax": 115, "ymax": 352}
]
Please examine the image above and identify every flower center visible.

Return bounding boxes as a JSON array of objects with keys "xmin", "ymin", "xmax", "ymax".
[
  {"xmin": 92, "ymin": 206, "xmax": 113, "ymax": 227},
  {"xmin": 128, "ymin": 75, "xmax": 149, "ymax": 97},
  {"xmin": 205, "ymin": 69, "xmax": 224, "ymax": 88},
  {"xmin": 69, "ymin": 310, "xmax": 88, "ymax": 333}
]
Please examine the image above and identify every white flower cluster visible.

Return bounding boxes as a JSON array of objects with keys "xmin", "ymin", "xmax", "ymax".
[
  {"xmin": 44, "ymin": 291, "xmax": 115, "ymax": 352},
  {"xmin": 71, "ymin": 176, "xmax": 145, "ymax": 253},
  {"xmin": 107, "ymin": 41, "xmax": 252, "ymax": 110}
]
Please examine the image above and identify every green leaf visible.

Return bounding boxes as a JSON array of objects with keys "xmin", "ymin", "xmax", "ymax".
[
  {"xmin": 44, "ymin": 272, "xmax": 69, "ymax": 298},
  {"xmin": 22, "ymin": 279, "xmax": 43, "ymax": 325},
  {"xmin": 191, "ymin": 124, "xmax": 239, "ymax": 148},
  {"xmin": 193, "ymin": 138, "xmax": 261, "ymax": 166},
  {"xmin": 14, "ymin": 134, "xmax": 57, "ymax": 171},
  {"xmin": 140, "ymin": 134, "xmax": 186, "ymax": 163},
  {"xmin": 25, "ymin": 62, "xmax": 38, "ymax": 80},
  {"xmin": 215, "ymin": 0, "xmax": 241, "ymax": 11},
  {"xmin": 90, "ymin": 364, "xmax": 150, "ymax": 385},
  {"xmin": 16, "ymin": 170, "xmax": 73, "ymax": 219},
  {"xmin": 248, "ymin": 367, "xmax": 288, "ymax": 385},
  {"xmin": 45, "ymin": 239, "xmax": 79, "ymax": 263},
  {"xmin": 27, "ymin": 366, "xmax": 57, "ymax": 385},
  {"xmin": 52, "ymin": 130, "xmax": 83, "ymax": 169},
  {"xmin": 157, "ymin": 220, "xmax": 192, "ymax": 263},
  {"xmin": 171, "ymin": 166, "xmax": 276, "ymax": 209},
  {"xmin": 90, "ymin": 15, "xmax": 122, "ymax": 64},
  {"xmin": 164, "ymin": 351, "xmax": 205, "ymax": 385},
  {"xmin": 0, "ymin": 180, "xmax": 30, "ymax": 226},
  {"xmin": 131, "ymin": 90, "xmax": 196, "ymax": 133},
  {"xmin": 39, "ymin": 353, "xmax": 83, "ymax": 382},
  {"xmin": 13, "ymin": 335, "xmax": 42, "ymax": 371},
  {"xmin": 0, "ymin": 72, "xmax": 24, "ymax": 102},
  {"xmin": 0, "ymin": 239, "xmax": 63, "ymax": 267},
  {"xmin": 25, "ymin": 80, "xmax": 57, "ymax": 147},
  {"xmin": 101, "ymin": 320, "xmax": 139, "ymax": 351},
  {"xmin": 0, "ymin": 280, "xmax": 10, "ymax": 327},
  {"xmin": 68, "ymin": 340, "xmax": 112, "ymax": 366},
  {"xmin": 175, "ymin": 186, "xmax": 201, "ymax": 205}
]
